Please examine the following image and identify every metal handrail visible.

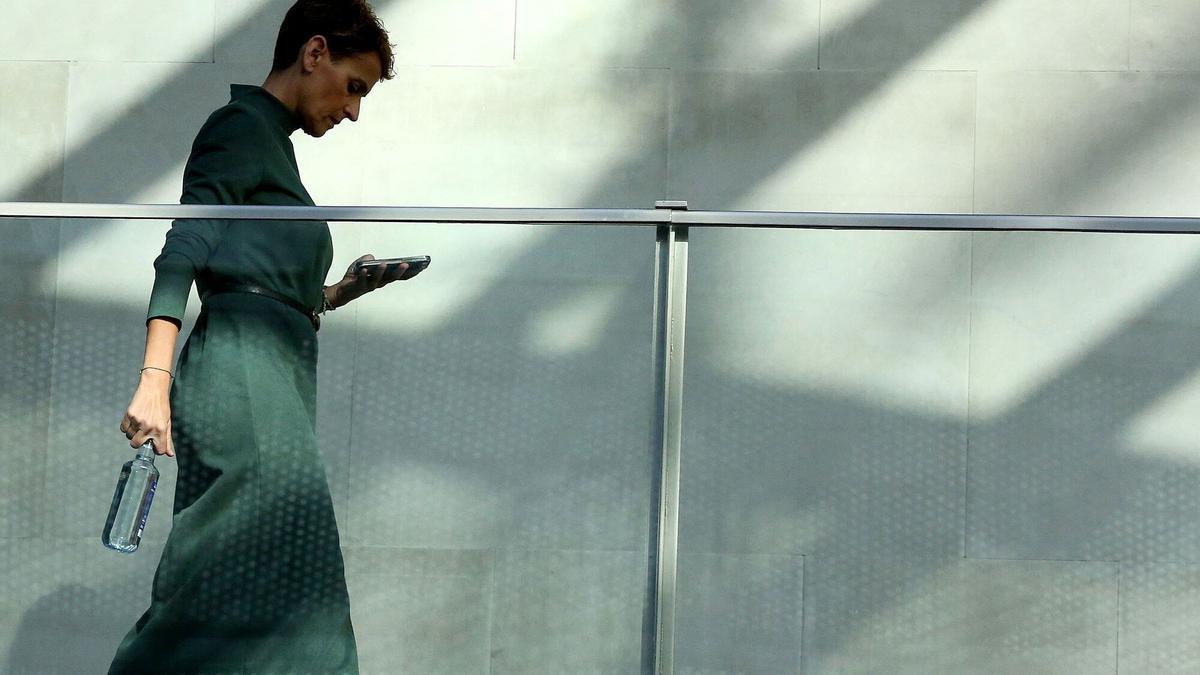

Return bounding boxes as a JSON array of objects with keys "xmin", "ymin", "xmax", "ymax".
[
  {"xmin": 5, "ymin": 201, "xmax": 1200, "ymax": 233},
  {"xmin": 0, "ymin": 202, "xmax": 666, "ymax": 224}
]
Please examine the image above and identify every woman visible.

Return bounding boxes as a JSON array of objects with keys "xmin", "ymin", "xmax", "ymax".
[{"xmin": 109, "ymin": 2, "xmax": 406, "ymax": 672}]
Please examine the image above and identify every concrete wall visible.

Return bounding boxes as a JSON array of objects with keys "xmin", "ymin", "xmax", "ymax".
[{"xmin": 3, "ymin": 0, "xmax": 1200, "ymax": 672}]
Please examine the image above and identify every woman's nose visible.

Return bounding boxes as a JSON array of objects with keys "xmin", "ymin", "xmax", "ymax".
[{"xmin": 345, "ymin": 99, "xmax": 360, "ymax": 123}]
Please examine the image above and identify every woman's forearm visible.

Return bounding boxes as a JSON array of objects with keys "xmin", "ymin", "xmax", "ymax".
[
  {"xmin": 143, "ymin": 318, "xmax": 181, "ymax": 376},
  {"xmin": 122, "ymin": 317, "xmax": 180, "ymax": 456}
]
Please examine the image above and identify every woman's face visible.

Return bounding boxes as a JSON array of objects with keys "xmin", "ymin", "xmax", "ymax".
[{"xmin": 297, "ymin": 40, "xmax": 383, "ymax": 138}]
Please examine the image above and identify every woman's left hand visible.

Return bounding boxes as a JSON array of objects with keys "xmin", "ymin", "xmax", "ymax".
[{"xmin": 327, "ymin": 254, "xmax": 410, "ymax": 308}]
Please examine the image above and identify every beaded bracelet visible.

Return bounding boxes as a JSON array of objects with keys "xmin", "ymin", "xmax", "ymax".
[{"xmin": 320, "ymin": 287, "xmax": 336, "ymax": 314}]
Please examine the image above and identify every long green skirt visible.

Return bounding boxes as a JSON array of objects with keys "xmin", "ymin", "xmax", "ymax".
[{"xmin": 109, "ymin": 293, "xmax": 358, "ymax": 674}]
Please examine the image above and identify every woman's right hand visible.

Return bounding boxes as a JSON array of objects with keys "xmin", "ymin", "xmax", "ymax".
[
  {"xmin": 327, "ymin": 254, "xmax": 411, "ymax": 309},
  {"xmin": 120, "ymin": 369, "xmax": 174, "ymax": 457}
]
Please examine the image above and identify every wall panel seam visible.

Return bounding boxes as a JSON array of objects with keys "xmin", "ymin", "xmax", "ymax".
[
  {"xmin": 963, "ymin": 232, "xmax": 974, "ymax": 559},
  {"xmin": 486, "ymin": 551, "xmax": 496, "ymax": 674},
  {"xmin": 1125, "ymin": 0, "xmax": 1133, "ymax": 72},
  {"xmin": 511, "ymin": 0, "xmax": 518, "ymax": 62},
  {"xmin": 1115, "ymin": 562, "xmax": 1122, "ymax": 674},
  {"xmin": 210, "ymin": 0, "xmax": 216, "ymax": 64},
  {"xmin": 799, "ymin": 553, "xmax": 808, "ymax": 672},
  {"xmin": 816, "ymin": 0, "xmax": 823, "ymax": 70}
]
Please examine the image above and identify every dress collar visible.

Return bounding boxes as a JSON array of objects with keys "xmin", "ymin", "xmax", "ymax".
[{"xmin": 230, "ymin": 84, "xmax": 300, "ymax": 134}]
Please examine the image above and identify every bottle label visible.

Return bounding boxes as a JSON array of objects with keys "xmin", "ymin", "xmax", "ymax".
[{"xmin": 136, "ymin": 477, "xmax": 158, "ymax": 536}]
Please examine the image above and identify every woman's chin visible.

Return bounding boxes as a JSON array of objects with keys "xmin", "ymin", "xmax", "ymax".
[{"xmin": 301, "ymin": 123, "xmax": 329, "ymax": 139}]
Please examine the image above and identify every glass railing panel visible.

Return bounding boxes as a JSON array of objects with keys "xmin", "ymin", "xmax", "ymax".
[
  {"xmin": 0, "ymin": 217, "xmax": 60, "ymax": 542},
  {"xmin": 1, "ymin": 214, "xmax": 176, "ymax": 673},
  {"xmin": 677, "ymin": 223, "xmax": 1200, "ymax": 672},
  {"xmin": 15, "ymin": 205, "xmax": 1195, "ymax": 673},
  {"xmin": 679, "ymin": 225, "xmax": 970, "ymax": 672},
  {"xmin": 340, "ymin": 220, "xmax": 660, "ymax": 672},
  {"xmin": 0, "ymin": 215, "xmax": 660, "ymax": 673}
]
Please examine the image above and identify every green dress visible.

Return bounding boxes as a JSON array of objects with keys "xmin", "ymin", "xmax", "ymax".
[{"xmin": 109, "ymin": 85, "xmax": 358, "ymax": 674}]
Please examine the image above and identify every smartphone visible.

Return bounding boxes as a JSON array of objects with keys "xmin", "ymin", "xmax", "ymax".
[{"xmin": 355, "ymin": 255, "xmax": 431, "ymax": 280}]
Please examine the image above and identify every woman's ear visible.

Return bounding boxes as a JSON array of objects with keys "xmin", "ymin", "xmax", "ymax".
[{"xmin": 301, "ymin": 35, "xmax": 329, "ymax": 73}]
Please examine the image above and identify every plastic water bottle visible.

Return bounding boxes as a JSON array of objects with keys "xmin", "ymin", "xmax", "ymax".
[{"xmin": 102, "ymin": 441, "xmax": 160, "ymax": 553}]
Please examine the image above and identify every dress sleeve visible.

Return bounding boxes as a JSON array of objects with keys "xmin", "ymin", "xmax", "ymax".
[{"xmin": 145, "ymin": 107, "xmax": 266, "ymax": 325}]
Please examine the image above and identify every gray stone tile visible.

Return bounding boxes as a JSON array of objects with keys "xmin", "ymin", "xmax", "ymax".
[
  {"xmin": 0, "ymin": 538, "xmax": 165, "ymax": 674},
  {"xmin": 489, "ymin": 548, "xmax": 650, "ymax": 673},
  {"xmin": 802, "ymin": 557, "xmax": 1118, "ymax": 673},
  {"xmin": 0, "ymin": 219, "xmax": 58, "ymax": 540},
  {"xmin": 347, "ymin": 224, "xmax": 658, "ymax": 550},
  {"xmin": 967, "ymin": 232, "xmax": 1200, "ymax": 562},
  {"xmin": 218, "ymin": 0, "xmax": 515, "ymax": 68},
  {"xmin": 0, "ymin": 63, "xmax": 67, "ymax": 202},
  {"xmin": 669, "ymin": 70, "xmax": 976, "ymax": 212},
  {"xmin": 0, "ymin": 313, "xmax": 52, "ymax": 539},
  {"xmin": 376, "ymin": 0, "xmax": 515, "ymax": 67},
  {"xmin": 820, "ymin": 0, "xmax": 1129, "ymax": 71},
  {"xmin": 0, "ymin": 219, "xmax": 58, "ymax": 306},
  {"xmin": 680, "ymin": 227, "xmax": 969, "ymax": 558},
  {"xmin": 0, "ymin": 1, "xmax": 214, "ymax": 63},
  {"xmin": 63, "ymin": 63, "xmax": 234, "ymax": 203},
  {"xmin": 1130, "ymin": 0, "xmax": 1200, "ymax": 71},
  {"xmin": 343, "ymin": 546, "xmax": 492, "ymax": 674},
  {"xmin": 1120, "ymin": 563, "xmax": 1200, "ymax": 673},
  {"xmin": 675, "ymin": 553, "xmax": 803, "ymax": 674},
  {"xmin": 975, "ymin": 71, "xmax": 1200, "ymax": 216},
  {"xmin": 349, "ymin": 67, "xmax": 669, "ymax": 208},
  {"xmin": 516, "ymin": 0, "xmax": 819, "ymax": 69},
  {"xmin": 214, "ymin": 0, "xmax": 298, "ymax": 68}
]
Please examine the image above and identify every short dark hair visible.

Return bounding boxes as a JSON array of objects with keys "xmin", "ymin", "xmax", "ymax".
[{"xmin": 271, "ymin": 0, "xmax": 395, "ymax": 80}]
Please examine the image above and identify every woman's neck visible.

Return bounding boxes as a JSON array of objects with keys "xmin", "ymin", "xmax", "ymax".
[{"xmin": 261, "ymin": 69, "xmax": 301, "ymax": 116}]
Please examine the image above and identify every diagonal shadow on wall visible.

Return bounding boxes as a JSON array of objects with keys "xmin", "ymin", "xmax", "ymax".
[
  {"xmin": 486, "ymin": 1, "xmax": 1200, "ymax": 671},
  {"xmin": 7, "ymin": 0, "xmax": 1200, "ymax": 671},
  {"xmin": 8, "ymin": 2, "xmax": 1015, "ymax": 672}
]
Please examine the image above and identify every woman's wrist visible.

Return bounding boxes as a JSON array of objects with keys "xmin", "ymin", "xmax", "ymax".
[
  {"xmin": 322, "ymin": 284, "xmax": 340, "ymax": 312},
  {"xmin": 139, "ymin": 367, "xmax": 173, "ymax": 387}
]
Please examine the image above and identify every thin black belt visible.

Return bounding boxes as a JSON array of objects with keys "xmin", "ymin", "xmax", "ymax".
[{"xmin": 200, "ymin": 282, "xmax": 320, "ymax": 331}]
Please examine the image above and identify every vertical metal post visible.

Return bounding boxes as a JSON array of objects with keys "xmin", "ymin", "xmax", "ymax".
[{"xmin": 651, "ymin": 201, "xmax": 688, "ymax": 675}]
